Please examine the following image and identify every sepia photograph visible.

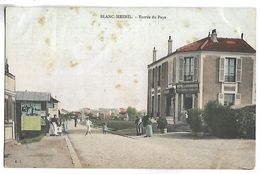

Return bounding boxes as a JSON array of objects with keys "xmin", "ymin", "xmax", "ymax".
[{"xmin": 1, "ymin": 3, "xmax": 257, "ymax": 170}]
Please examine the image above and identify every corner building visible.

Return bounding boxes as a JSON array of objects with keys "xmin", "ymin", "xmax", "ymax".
[{"xmin": 147, "ymin": 29, "xmax": 256, "ymax": 124}]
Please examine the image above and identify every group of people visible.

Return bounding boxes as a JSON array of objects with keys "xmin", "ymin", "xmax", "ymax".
[
  {"xmin": 135, "ymin": 115, "xmax": 153, "ymax": 137},
  {"xmin": 45, "ymin": 114, "xmax": 68, "ymax": 136},
  {"xmin": 73, "ymin": 116, "xmax": 95, "ymax": 135},
  {"xmin": 83, "ymin": 117, "xmax": 108, "ymax": 135}
]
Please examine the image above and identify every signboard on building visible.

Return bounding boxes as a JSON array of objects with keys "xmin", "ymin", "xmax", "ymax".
[
  {"xmin": 21, "ymin": 116, "xmax": 41, "ymax": 131},
  {"xmin": 163, "ymin": 88, "xmax": 176, "ymax": 95},
  {"xmin": 176, "ymin": 82, "xmax": 199, "ymax": 94},
  {"xmin": 21, "ymin": 102, "xmax": 41, "ymax": 116},
  {"xmin": 48, "ymin": 108, "xmax": 59, "ymax": 118}
]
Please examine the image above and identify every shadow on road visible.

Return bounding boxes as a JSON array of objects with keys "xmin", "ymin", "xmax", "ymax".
[
  {"xmin": 155, "ymin": 132, "xmax": 217, "ymax": 140},
  {"xmin": 68, "ymin": 128, "xmax": 102, "ymax": 135}
]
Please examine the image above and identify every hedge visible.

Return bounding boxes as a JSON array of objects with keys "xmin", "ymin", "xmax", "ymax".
[
  {"xmin": 187, "ymin": 108, "xmax": 204, "ymax": 132},
  {"xmin": 187, "ymin": 101, "xmax": 255, "ymax": 139}
]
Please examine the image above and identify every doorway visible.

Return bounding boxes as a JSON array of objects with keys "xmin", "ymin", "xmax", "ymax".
[
  {"xmin": 184, "ymin": 94, "xmax": 193, "ymax": 110},
  {"xmin": 166, "ymin": 96, "xmax": 175, "ymax": 116}
]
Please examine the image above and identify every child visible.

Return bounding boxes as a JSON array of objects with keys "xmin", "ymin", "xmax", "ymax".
[{"xmin": 102, "ymin": 122, "xmax": 108, "ymax": 134}]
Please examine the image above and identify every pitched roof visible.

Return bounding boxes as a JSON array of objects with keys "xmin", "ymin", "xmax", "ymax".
[
  {"xmin": 16, "ymin": 91, "xmax": 51, "ymax": 101},
  {"xmin": 148, "ymin": 36, "xmax": 255, "ymax": 67},
  {"xmin": 175, "ymin": 37, "xmax": 256, "ymax": 53}
]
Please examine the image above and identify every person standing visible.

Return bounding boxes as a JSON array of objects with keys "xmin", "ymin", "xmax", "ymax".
[
  {"xmin": 44, "ymin": 115, "xmax": 50, "ymax": 135},
  {"xmin": 85, "ymin": 117, "xmax": 93, "ymax": 136},
  {"xmin": 135, "ymin": 116, "xmax": 140, "ymax": 135},
  {"xmin": 102, "ymin": 122, "xmax": 108, "ymax": 134},
  {"xmin": 62, "ymin": 117, "xmax": 68, "ymax": 134},
  {"xmin": 74, "ymin": 116, "xmax": 78, "ymax": 127},
  {"xmin": 50, "ymin": 115, "xmax": 59, "ymax": 136},
  {"xmin": 145, "ymin": 117, "xmax": 153, "ymax": 137}
]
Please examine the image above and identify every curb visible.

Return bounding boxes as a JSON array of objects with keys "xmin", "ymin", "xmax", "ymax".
[
  {"xmin": 107, "ymin": 130, "xmax": 138, "ymax": 139},
  {"xmin": 65, "ymin": 135, "xmax": 82, "ymax": 168}
]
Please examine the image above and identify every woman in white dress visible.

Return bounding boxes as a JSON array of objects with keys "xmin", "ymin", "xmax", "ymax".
[{"xmin": 50, "ymin": 115, "xmax": 59, "ymax": 136}]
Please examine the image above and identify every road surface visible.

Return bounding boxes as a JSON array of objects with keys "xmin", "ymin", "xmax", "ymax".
[{"xmin": 67, "ymin": 120, "xmax": 255, "ymax": 169}]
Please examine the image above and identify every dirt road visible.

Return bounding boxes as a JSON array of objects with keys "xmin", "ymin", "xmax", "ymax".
[{"xmin": 67, "ymin": 121, "xmax": 255, "ymax": 169}]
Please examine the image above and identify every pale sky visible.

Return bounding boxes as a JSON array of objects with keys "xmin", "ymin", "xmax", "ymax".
[{"xmin": 6, "ymin": 7, "xmax": 256, "ymax": 111}]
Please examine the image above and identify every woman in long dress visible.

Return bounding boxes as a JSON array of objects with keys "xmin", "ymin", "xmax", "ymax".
[
  {"xmin": 49, "ymin": 122, "xmax": 55, "ymax": 135},
  {"xmin": 146, "ymin": 118, "xmax": 153, "ymax": 137},
  {"xmin": 50, "ymin": 115, "xmax": 59, "ymax": 136}
]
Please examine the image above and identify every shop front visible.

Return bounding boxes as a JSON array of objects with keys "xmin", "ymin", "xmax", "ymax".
[{"xmin": 176, "ymin": 82, "xmax": 199, "ymax": 123}]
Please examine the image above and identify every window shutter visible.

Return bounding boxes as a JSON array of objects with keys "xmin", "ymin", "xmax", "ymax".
[
  {"xmin": 235, "ymin": 93, "xmax": 241, "ymax": 105},
  {"xmin": 236, "ymin": 58, "xmax": 242, "ymax": 82},
  {"xmin": 148, "ymin": 69, "xmax": 152, "ymax": 87},
  {"xmin": 179, "ymin": 56, "xmax": 184, "ymax": 81},
  {"xmin": 218, "ymin": 93, "xmax": 224, "ymax": 105},
  {"xmin": 193, "ymin": 56, "xmax": 199, "ymax": 81},
  {"xmin": 168, "ymin": 60, "xmax": 173, "ymax": 84},
  {"xmin": 155, "ymin": 67, "xmax": 158, "ymax": 86},
  {"xmin": 219, "ymin": 57, "xmax": 225, "ymax": 82},
  {"xmin": 172, "ymin": 59, "xmax": 175, "ymax": 83}
]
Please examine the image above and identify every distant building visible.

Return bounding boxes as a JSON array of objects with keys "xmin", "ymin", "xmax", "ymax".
[
  {"xmin": 147, "ymin": 29, "xmax": 256, "ymax": 124},
  {"xmin": 60, "ymin": 108, "xmax": 69, "ymax": 115},
  {"xmin": 119, "ymin": 108, "xmax": 128, "ymax": 120},
  {"xmin": 98, "ymin": 108, "xmax": 119, "ymax": 119},
  {"xmin": 4, "ymin": 60, "xmax": 16, "ymax": 141},
  {"xmin": 81, "ymin": 107, "xmax": 91, "ymax": 115},
  {"xmin": 15, "ymin": 91, "xmax": 59, "ymax": 138}
]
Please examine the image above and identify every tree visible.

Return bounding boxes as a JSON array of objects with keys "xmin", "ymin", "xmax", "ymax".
[
  {"xmin": 127, "ymin": 106, "xmax": 139, "ymax": 121},
  {"xmin": 187, "ymin": 108, "xmax": 204, "ymax": 132},
  {"xmin": 157, "ymin": 117, "xmax": 168, "ymax": 132},
  {"xmin": 204, "ymin": 101, "xmax": 237, "ymax": 138}
]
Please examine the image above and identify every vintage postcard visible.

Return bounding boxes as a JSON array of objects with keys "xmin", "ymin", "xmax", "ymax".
[{"xmin": 2, "ymin": 6, "xmax": 256, "ymax": 169}]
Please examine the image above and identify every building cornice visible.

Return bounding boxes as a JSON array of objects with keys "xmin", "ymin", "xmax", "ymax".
[{"xmin": 147, "ymin": 51, "xmax": 256, "ymax": 69}]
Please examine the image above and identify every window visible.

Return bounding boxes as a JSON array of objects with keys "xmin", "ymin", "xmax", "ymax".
[
  {"xmin": 157, "ymin": 66, "xmax": 161, "ymax": 86},
  {"xmin": 157, "ymin": 95, "xmax": 161, "ymax": 116},
  {"xmin": 184, "ymin": 57, "xmax": 194, "ymax": 81},
  {"xmin": 152, "ymin": 68, "xmax": 155, "ymax": 88},
  {"xmin": 47, "ymin": 102, "xmax": 54, "ymax": 108},
  {"xmin": 224, "ymin": 94, "xmax": 235, "ymax": 106},
  {"xmin": 4, "ymin": 98, "xmax": 8, "ymax": 122},
  {"xmin": 152, "ymin": 96, "xmax": 154, "ymax": 116},
  {"xmin": 224, "ymin": 58, "xmax": 236, "ymax": 82}
]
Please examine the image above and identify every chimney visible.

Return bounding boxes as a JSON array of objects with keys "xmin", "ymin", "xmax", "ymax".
[
  {"xmin": 241, "ymin": 33, "xmax": 244, "ymax": 39},
  {"xmin": 168, "ymin": 36, "xmax": 172, "ymax": 55},
  {"xmin": 211, "ymin": 29, "xmax": 218, "ymax": 43},
  {"xmin": 153, "ymin": 47, "xmax": 156, "ymax": 62}
]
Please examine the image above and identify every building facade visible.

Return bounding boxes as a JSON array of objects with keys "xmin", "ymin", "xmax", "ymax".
[
  {"xmin": 147, "ymin": 29, "xmax": 256, "ymax": 124},
  {"xmin": 4, "ymin": 60, "xmax": 16, "ymax": 141},
  {"xmin": 15, "ymin": 91, "xmax": 59, "ymax": 138}
]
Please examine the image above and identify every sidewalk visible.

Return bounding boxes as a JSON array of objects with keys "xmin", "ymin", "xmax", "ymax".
[{"xmin": 4, "ymin": 136, "xmax": 74, "ymax": 168}]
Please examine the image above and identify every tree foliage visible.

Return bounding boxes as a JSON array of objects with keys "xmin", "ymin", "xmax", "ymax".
[
  {"xmin": 127, "ymin": 106, "xmax": 139, "ymax": 121},
  {"xmin": 157, "ymin": 117, "xmax": 168, "ymax": 130},
  {"xmin": 187, "ymin": 108, "xmax": 204, "ymax": 132},
  {"xmin": 187, "ymin": 101, "xmax": 255, "ymax": 139}
]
